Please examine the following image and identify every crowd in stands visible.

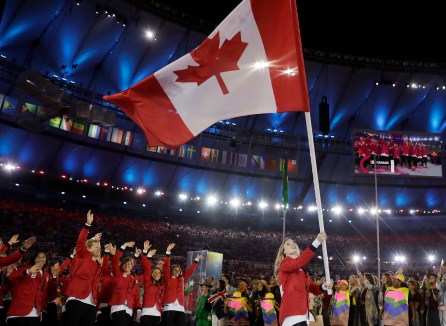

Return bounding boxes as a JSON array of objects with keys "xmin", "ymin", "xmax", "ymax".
[{"xmin": 0, "ymin": 197, "xmax": 444, "ymax": 277}]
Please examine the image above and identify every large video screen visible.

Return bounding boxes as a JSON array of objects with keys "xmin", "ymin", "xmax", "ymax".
[{"xmin": 353, "ymin": 129, "xmax": 442, "ymax": 178}]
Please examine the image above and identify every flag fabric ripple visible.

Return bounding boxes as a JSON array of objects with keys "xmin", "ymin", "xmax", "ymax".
[{"xmin": 103, "ymin": 0, "xmax": 310, "ymax": 148}]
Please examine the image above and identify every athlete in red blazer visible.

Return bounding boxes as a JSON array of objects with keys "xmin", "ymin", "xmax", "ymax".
[
  {"xmin": 6, "ymin": 250, "xmax": 49, "ymax": 325},
  {"xmin": 274, "ymin": 232, "xmax": 329, "ymax": 326},
  {"xmin": 108, "ymin": 242, "xmax": 141, "ymax": 326},
  {"xmin": 42, "ymin": 255, "xmax": 72, "ymax": 326},
  {"xmin": 162, "ymin": 243, "xmax": 202, "ymax": 326},
  {"xmin": 64, "ymin": 210, "xmax": 102, "ymax": 326},
  {"xmin": 56, "ymin": 253, "xmax": 75, "ymax": 313},
  {"xmin": 140, "ymin": 240, "xmax": 164, "ymax": 326}
]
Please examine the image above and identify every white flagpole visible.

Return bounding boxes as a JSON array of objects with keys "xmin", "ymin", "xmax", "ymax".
[
  {"xmin": 374, "ymin": 159, "xmax": 381, "ymax": 286},
  {"xmin": 305, "ymin": 112, "xmax": 331, "ymax": 294}
]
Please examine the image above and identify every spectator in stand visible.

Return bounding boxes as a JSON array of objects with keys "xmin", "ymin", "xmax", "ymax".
[
  {"xmin": 6, "ymin": 249, "xmax": 49, "ymax": 326},
  {"xmin": 274, "ymin": 232, "xmax": 330, "ymax": 326},
  {"xmin": 162, "ymin": 243, "xmax": 202, "ymax": 326},
  {"xmin": 108, "ymin": 241, "xmax": 142, "ymax": 326},
  {"xmin": 64, "ymin": 210, "xmax": 102, "ymax": 326},
  {"xmin": 140, "ymin": 240, "xmax": 164, "ymax": 326}
]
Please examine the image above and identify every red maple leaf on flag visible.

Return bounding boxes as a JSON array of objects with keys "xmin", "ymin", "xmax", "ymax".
[{"xmin": 174, "ymin": 31, "xmax": 248, "ymax": 95}]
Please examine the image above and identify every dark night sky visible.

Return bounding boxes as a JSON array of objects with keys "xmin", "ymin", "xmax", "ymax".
[{"xmin": 158, "ymin": 0, "xmax": 446, "ymax": 63}]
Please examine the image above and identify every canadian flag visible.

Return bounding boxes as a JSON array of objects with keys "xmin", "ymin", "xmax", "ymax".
[{"xmin": 103, "ymin": 0, "xmax": 310, "ymax": 149}]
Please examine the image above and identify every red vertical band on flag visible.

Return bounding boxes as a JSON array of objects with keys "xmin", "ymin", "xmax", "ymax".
[
  {"xmin": 103, "ymin": 75, "xmax": 194, "ymax": 148},
  {"xmin": 251, "ymin": 0, "xmax": 310, "ymax": 112}
]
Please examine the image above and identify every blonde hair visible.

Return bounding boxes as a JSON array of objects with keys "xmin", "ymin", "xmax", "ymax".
[
  {"xmin": 274, "ymin": 238, "xmax": 300, "ymax": 284},
  {"xmin": 86, "ymin": 238, "xmax": 99, "ymax": 249},
  {"xmin": 349, "ymin": 275, "xmax": 359, "ymax": 286}
]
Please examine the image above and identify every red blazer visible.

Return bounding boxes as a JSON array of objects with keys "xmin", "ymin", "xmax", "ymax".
[
  {"xmin": 97, "ymin": 253, "xmax": 114, "ymax": 306},
  {"xmin": 0, "ymin": 249, "xmax": 26, "ymax": 268},
  {"xmin": 136, "ymin": 274, "xmax": 144, "ymax": 283},
  {"xmin": 64, "ymin": 225, "xmax": 101, "ymax": 303},
  {"xmin": 0, "ymin": 243, "xmax": 9, "ymax": 253},
  {"xmin": 45, "ymin": 257, "xmax": 71, "ymax": 304},
  {"xmin": 56, "ymin": 256, "xmax": 73, "ymax": 301},
  {"xmin": 108, "ymin": 250, "xmax": 141, "ymax": 309},
  {"xmin": 59, "ymin": 257, "xmax": 72, "ymax": 274},
  {"xmin": 162, "ymin": 255, "xmax": 197, "ymax": 306},
  {"xmin": 141, "ymin": 255, "xmax": 164, "ymax": 312},
  {"xmin": 278, "ymin": 247, "xmax": 323, "ymax": 325},
  {"xmin": 46, "ymin": 276, "xmax": 58, "ymax": 303},
  {"xmin": 7, "ymin": 266, "xmax": 49, "ymax": 317}
]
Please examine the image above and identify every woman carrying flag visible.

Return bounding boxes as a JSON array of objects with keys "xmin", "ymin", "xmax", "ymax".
[{"xmin": 274, "ymin": 232, "xmax": 331, "ymax": 326}]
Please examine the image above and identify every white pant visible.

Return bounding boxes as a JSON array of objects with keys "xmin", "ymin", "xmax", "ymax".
[{"xmin": 212, "ymin": 314, "xmax": 226, "ymax": 326}]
